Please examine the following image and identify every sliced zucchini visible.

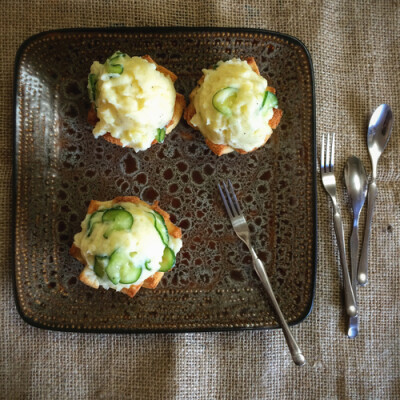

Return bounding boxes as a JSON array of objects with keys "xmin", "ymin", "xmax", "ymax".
[
  {"xmin": 106, "ymin": 249, "xmax": 142, "ymax": 285},
  {"xmin": 146, "ymin": 211, "xmax": 169, "ymax": 245},
  {"xmin": 153, "ymin": 211, "xmax": 169, "ymax": 245},
  {"xmin": 156, "ymin": 127, "xmax": 166, "ymax": 143},
  {"xmin": 159, "ymin": 247, "xmax": 176, "ymax": 272},
  {"xmin": 109, "ymin": 51, "xmax": 126, "ymax": 61},
  {"xmin": 87, "ymin": 206, "xmax": 126, "ymax": 237},
  {"xmin": 88, "ymin": 73, "xmax": 98, "ymax": 102},
  {"xmin": 212, "ymin": 87, "xmax": 238, "ymax": 117},
  {"xmin": 94, "ymin": 255, "xmax": 108, "ymax": 278},
  {"xmin": 144, "ymin": 260, "xmax": 152, "ymax": 271},
  {"xmin": 107, "ymin": 63, "xmax": 124, "ymax": 75},
  {"xmin": 119, "ymin": 262, "xmax": 142, "ymax": 284},
  {"xmin": 87, "ymin": 210, "xmax": 104, "ymax": 237},
  {"xmin": 261, "ymin": 91, "xmax": 278, "ymax": 113},
  {"xmin": 102, "ymin": 208, "xmax": 133, "ymax": 239},
  {"xmin": 102, "ymin": 208, "xmax": 133, "ymax": 227},
  {"xmin": 106, "ymin": 52, "xmax": 125, "ymax": 76},
  {"xmin": 105, "ymin": 249, "xmax": 126, "ymax": 284},
  {"xmin": 145, "ymin": 211, "xmax": 156, "ymax": 226}
]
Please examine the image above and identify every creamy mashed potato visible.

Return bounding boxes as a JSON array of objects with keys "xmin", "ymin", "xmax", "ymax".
[
  {"xmin": 73, "ymin": 201, "xmax": 182, "ymax": 291},
  {"xmin": 89, "ymin": 53, "xmax": 176, "ymax": 151},
  {"xmin": 190, "ymin": 59, "xmax": 275, "ymax": 152}
]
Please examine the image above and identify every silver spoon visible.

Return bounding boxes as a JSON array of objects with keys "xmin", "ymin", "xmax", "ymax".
[
  {"xmin": 344, "ymin": 156, "xmax": 368, "ymax": 338},
  {"xmin": 358, "ymin": 104, "xmax": 394, "ymax": 285}
]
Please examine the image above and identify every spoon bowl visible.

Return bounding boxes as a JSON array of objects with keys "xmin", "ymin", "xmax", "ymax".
[
  {"xmin": 367, "ymin": 104, "xmax": 393, "ymax": 177},
  {"xmin": 344, "ymin": 156, "xmax": 368, "ymax": 218}
]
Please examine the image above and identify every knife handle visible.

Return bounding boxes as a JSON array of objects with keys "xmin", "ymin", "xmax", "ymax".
[
  {"xmin": 348, "ymin": 315, "xmax": 359, "ymax": 339},
  {"xmin": 348, "ymin": 224, "xmax": 359, "ymax": 338}
]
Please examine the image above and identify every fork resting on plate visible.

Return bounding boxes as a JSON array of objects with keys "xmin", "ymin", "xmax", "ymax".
[{"xmin": 218, "ymin": 180, "xmax": 306, "ymax": 366}]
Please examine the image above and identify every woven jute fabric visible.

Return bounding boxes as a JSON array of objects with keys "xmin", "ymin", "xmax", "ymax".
[{"xmin": 2, "ymin": 1, "xmax": 399, "ymax": 399}]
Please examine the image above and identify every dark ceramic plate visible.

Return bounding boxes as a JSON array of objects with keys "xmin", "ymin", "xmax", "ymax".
[{"xmin": 13, "ymin": 27, "xmax": 316, "ymax": 332}]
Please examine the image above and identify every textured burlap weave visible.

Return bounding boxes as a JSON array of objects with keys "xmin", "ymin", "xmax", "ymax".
[{"xmin": 2, "ymin": 1, "xmax": 399, "ymax": 398}]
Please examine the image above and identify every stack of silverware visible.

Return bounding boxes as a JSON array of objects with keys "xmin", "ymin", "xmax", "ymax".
[{"xmin": 320, "ymin": 104, "xmax": 393, "ymax": 338}]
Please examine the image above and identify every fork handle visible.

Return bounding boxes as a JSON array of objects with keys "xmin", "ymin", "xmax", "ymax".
[
  {"xmin": 250, "ymin": 248, "xmax": 306, "ymax": 366},
  {"xmin": 333, "ymin": 211, "xmax": 358, "ymax": 317}
]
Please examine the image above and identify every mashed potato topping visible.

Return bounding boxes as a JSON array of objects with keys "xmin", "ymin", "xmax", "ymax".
[
  {"xmin": 73, "ymin": 201, "xmax": 182, "ymax": 290},
  {"xmin": 89, "ymin": 53, "xmax": 176, "ymax": 151},
  {"xmin": 190, "ymin": 59, "xmax": 276, "ymax": 153}
]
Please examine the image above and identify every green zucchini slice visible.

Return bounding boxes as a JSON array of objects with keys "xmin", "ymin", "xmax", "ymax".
[
  {"xmin": 94, "ymin": 255, "xmax": 108, "ymax": 278},
  {"xmin": 109, "ymin": 51, "xmax": 126, "ymax": 61},
  {"xmin": 144, "ymin": 260, "xmax": 152, "ymax": 271},
  {"xmin": 106, "ymin": 52, "xmax": 125, "ymax": 76},
  {"xmin": 119, "ymin": 262, "xmax": 142, "ymax": 284},
  {"xmin": 88, "ymin": 73, "xmax": 98, "ymax": 102},
  {"xmin": 105, "ymin": 249, "xmax": 126, "ymax": 284},
  {"xmin": 159, "ymin": 247, "xmax": 176, "ymax": 272},
  {"xmin": 105, "ymin": 249, "xmax": 142, "ymax": 285},
  {"xmin": 156, "ymin": 127, "xmax": 166, "ymax": 143},
  {"xmin": 261, "ymin": 91, "xmax": 278, "ymax": 113},
  {"xmin": 107, "ymin": 63, "xmax": 124, "ymax": 75},
  {"xmin": 87, "ymin": 210, "xmax": 104, "ymax": 237},
  {"xmin": 153, "ymin": 211, "xmax": 169, "ymax": 245},
  {"xmin": 102, "ymin": 208, "xmax": 133, "ymax": 239},
  {"xmin": 212, "ymin": 87, "xmax": 239, "ymax": 117}
]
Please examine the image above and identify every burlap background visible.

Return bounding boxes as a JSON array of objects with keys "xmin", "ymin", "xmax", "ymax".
[{"xmin": 2, "ymin": 1, "xmax": 399, "ymax": 399}]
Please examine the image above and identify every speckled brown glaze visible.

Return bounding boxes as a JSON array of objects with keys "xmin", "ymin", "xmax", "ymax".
[{"xmin": 13, "ymin": 28, "xmax": 316, "ymax": 332}]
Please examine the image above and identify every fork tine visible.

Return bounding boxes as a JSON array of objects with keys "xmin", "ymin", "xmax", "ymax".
[
  {"xmin": 330, "ymin": 132, "xmax": 335, "ymax": 169},
  {"xmin": 325, "ymin": 133, "xmax": 330, "ymax": 171},
  {"xmin": 321, "ymin": 134, "xmax": 325, "ymax": 170},
  {"xmin": 218, "ymin": 182, "xmax": 233, "ymax": 219},
  {"xmin": 228, "ymin": 179, "xmax": 242, "ymax": 215},
  {"xmin": 223, "ymin": 181, "xmax": 238, "ymax": 217}
]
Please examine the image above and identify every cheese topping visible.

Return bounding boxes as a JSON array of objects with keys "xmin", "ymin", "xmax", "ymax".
[
  {"xmin": 89, "ymin": 54, "xmax": 176, "ymax": 151},
  {"xmin": 190, "ymin": 59, "xmax": 275, "ymax": 152},
  {"xmin": 73, "ymin": 201, "xmax": 182, "ymax": 290}
]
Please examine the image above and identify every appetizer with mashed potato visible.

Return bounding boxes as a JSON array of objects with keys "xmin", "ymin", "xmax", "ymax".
[
  {"xmin": 87, "ymin": 52, "xmax": 185, "ymax": 151},
  {"xmin": 184, "ymin": 57, "xmax": 282, "ymax": 156},
  {"xmin": 70, "ymin": 196, "xmax": 182, "ymax": 298}
]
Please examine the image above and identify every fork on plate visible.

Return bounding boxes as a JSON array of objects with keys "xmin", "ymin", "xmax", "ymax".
[
  {"xmin": 320, "ymin": 133, "xmax": 357, "ymax": 317},
  {"xmin": 218, "ymin": 180, "xmax": 306, "ymax": 366}
]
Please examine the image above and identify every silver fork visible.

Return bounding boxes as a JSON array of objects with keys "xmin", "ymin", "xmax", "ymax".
[
  {"xmin": 218, "ymin": 180, "xmax": 306, "ymax": 366},
  {"xmin": 320, "ymin": 133, "xmax": 357, "ymax": 317}
]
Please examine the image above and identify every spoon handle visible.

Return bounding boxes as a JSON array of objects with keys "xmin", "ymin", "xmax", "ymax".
[{"xmin": 358, "ymin": 179, "xmax": 377, "ymax": 285}]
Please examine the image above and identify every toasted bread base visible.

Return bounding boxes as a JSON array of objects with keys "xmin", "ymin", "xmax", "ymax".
[
  {"xmin": 88, "ymin": 55, "xmax": 185, "ymax": 148},
  {"xmin": 70, "ymin": 196, "xmax": 182, "ymax": 298},
  {"xmin": 184, "ymin": 57, "xmax": 282, "ymax": 156}
]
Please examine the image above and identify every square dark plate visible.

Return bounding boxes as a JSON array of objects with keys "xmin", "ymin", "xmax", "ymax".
[{"xmin": 13, "ymin": 27, "xmax": 316, "ymax": 332}]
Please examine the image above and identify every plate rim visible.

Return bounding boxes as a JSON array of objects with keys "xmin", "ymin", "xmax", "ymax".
[{"xmin": 12, "ymin": 26, "xmax": 317, "ymax": 333}]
